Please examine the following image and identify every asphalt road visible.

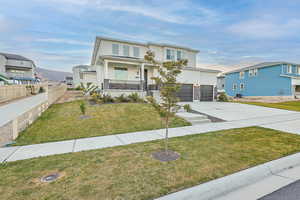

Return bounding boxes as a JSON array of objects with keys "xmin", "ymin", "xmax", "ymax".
[{"xmin": 259, "ymin": 179, "xmax": 300, "ymax": 200}]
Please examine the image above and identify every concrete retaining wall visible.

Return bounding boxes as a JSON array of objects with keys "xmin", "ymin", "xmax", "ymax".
[{"xmin": 0, "ymin": 84, "xmax": 67, "ymax": 146}]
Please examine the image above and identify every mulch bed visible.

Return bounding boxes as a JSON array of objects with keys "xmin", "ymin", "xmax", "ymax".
[{"xmin": 152, "ymin": 150, "xmax": 180, "ymax": 162}]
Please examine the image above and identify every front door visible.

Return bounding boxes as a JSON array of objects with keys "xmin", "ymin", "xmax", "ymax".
[{"xmin": 144, "ymin": 69, "xmax": 148, "ymax": 90}]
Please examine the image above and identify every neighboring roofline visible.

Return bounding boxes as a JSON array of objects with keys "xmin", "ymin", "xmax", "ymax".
[
  {"xmin": 91, "ymin": 36, "xmax": 200, "ymax": 65},
  {"xmin": 184, "ymin": 67, "xmax": 221, "ymax": 73},
  {"xmin": 0, "ymin": 52, "xmax": 33, "ymax": 62},
  {"xmin": 225, "ymin": 62, "xmax": 300, "ymax": 74}
]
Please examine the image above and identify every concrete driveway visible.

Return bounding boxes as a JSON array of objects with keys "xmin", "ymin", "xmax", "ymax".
[{"xmin": 186, "ymin": 102, "xmax": 298, "ymax": 121}]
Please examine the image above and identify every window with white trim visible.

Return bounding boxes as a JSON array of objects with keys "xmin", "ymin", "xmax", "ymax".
[
  {"xmin": 254, "ymin": 69, "xmax": 258, "ymax": 76},
  {"xmin": 287, "ymin": 65, "xmax": 292, "ymax": 73},
  {"xmin": 166, "ymin": 49, "xmax": 175, "ymax": 60},
  {"xmin": 249, "ymin": 69, "xmax": 253, "ymax": 77},
  {"xmin": 133, "ymin": 47, "xmax": 140, "ymax": 58},
  {"xmin": 240, "ymin": 83, "xmax": 245, "ymax": 90},
  {"xmin": 239, "ymin": 71, "xmax": 245, "ymax": 79},
  {"xmin": 114, "ymin": 67, "xmax": 128, "ymax": 80},
  {"xmin": 177, "ymin": 50, "xmax": 182, "ymax": 61},
  {"xmin": 112, "ymin": 44, "xmax": 119, "ymax": 55},
  {"xmin": 233, "ymin": 84, "xmax": 237, "ymax": 90},
  {"xmin": 123, "ymin": 45, "xmax": 129, "ymax": 56}
]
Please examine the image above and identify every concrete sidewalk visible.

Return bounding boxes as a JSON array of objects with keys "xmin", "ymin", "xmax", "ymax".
[{"xmin": 1, "ymin": 112, "xmax": 300, "ymax": 163}]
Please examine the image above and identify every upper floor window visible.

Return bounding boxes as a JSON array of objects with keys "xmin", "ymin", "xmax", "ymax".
[
  {"xmin": 254, "ymin": 69, "xmax": 258, "ymax": 76},
  {"xmin": 239, "ymin": 71, "xmax": 245, "ymax": 79},
  {"xmin": 287, "ymin": 65, "xmax": 292, "ymax": 73},
  {"xmin": 177, "ymin": 51, "xmax": 182, "ymax": 61},
  {"xmin": 133, "ymin": 47, "xmax": 140, "ymax": 58},
  {"xmin": 112, "ymin": 44, "xmax": 119, "ymax": 55},
  {"xmin": 249, "ymin": 69, "xmax": 258, "ymax": 77},
  {"xmin": 166, "ymin": 49, "xmax": 175, "ymax": 60},
  {"xmin": 123, "ymin": 45, "xmax": 130, "ymax": 57},
  {"xmin": 297, "ymin": 66, "xmax": 300, "ymax": 75},
  {"xmin": 233, "ymin": 84, "xmax": 237, "ymax": 90}
]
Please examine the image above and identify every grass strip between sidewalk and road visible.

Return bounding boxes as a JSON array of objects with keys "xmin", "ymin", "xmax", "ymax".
[
  {"xmin": 2, "ymin": 127, "xmax": 300, "ymax": 200},
  {"xmin": 238, "ymin": 101, "xmax": 300, "ymax": 112}
]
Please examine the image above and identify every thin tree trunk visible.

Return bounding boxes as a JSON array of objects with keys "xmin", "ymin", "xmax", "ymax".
[{"xmin": 165, "ymin": 116, "xmax": 169, "ymax": 154}]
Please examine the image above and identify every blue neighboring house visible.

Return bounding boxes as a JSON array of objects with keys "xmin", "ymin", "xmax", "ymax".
[{"xmin": 225, "ymin": 62, "xmax": 300, "ymax": 98}]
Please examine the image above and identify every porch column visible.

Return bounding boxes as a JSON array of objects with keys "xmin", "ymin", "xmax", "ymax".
[
  {"xmin": 140, "ymin": 63, "xmax": 145, "ymax": 90},
  {"xmin": 103, "ymin": 60, "xmax": 109, "ymax": 89},
  {"xmin": 104, "ymin": 60, "xmax": 108, "ymax": 79}
]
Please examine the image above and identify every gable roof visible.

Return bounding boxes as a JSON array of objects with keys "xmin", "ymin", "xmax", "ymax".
[
  {"xmin": 225, "ymin": 62, "xmax": 300, "ymax": 74},
  {"xmin": 0, "ymin": 53, "xmax": 33, "ymax": 62}
]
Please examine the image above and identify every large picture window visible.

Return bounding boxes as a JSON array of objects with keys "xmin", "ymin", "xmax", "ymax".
[{"xmin": 114, "ymin": 67, "xmax": 128, "ymax": 80}]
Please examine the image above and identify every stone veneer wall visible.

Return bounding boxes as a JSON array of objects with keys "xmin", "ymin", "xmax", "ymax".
[{"xmin": 0, "ymin": 84, "xmax": 67, "ymax": 146}]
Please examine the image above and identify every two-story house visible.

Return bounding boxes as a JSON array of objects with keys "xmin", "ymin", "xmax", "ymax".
[
  {"xmin": 90, "ymin": 36, "xmax": 220, "ymax": 101},
  {"xmin": 0, "ymin": 53, "xmax": 36, "ymax": 84},
  {"xmin": 72, "ymin": 65, "xmax": 97, "ymax": 88},
  {"xmin": 225, "ymin": 62, "xmax": 300, "ymax": 98}
]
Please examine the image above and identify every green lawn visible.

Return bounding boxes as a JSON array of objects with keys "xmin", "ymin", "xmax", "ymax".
[
  {"xmin": 2, "ymin": 127, "xmax": 300, "ymax": 200},
  {"xmin": 240, "ymin": 101, "xmax": 300, "ymax": 112},
  {"xmin": 15, "ymin": 101, "xmax": 190, "ymax": 146}
]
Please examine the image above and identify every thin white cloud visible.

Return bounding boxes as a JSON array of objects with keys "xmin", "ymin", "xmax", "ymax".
[
  {"xmin": 42, "ymin": 0, "xmax": 220, "ymax": 25},
  {"xmin": 228, "ymin": 18, "xmax": 300, "ymax": 39},
  {"xmin": 35, "ymin": 38, "xmax": 93, "ymax": 46}
]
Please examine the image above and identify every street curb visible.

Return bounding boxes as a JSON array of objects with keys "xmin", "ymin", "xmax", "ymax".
[{"xmin": 155, "ymin": 152, "xmax": 300, "ymax": 200}]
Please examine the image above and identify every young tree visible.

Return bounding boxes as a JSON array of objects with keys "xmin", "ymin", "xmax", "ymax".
[{"xmin": 145, "ymin": 50, "xmax": 187, "ymax": 155}]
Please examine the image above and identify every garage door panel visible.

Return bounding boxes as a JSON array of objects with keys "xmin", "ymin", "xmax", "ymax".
[
  {"xmin": 177, "ymin": 84, "xmax": 193, "ymax": 102},
  {"xmin": 200, "ymin": 85, "xmax": 213, "ymax": 101}
]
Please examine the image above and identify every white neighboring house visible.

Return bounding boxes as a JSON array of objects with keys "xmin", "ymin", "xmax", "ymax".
[
  {"xmin": 72, "ymin": 65, "xmax": 97, "ymax": 88},
  {"xmin": 90, "ymin": 36, "xmax": 220, "ymax": 101},
  {"xmin": 0, "ymin": 53, "xmax": 36, "ymax": 84}
]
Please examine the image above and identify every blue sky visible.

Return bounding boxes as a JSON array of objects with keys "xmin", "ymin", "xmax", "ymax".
[{"xmin": 1, "ymin": 0, "xmax": 300, "ymax": 72}]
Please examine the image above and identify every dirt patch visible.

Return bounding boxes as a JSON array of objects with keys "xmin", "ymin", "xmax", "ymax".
[
  {"xmin": 56, "ymin": 90, "xmax": 84, "ymax": 104},
  {"xmin": 152, "ymin": 150, "xmax": 180, "ymax": 162}
]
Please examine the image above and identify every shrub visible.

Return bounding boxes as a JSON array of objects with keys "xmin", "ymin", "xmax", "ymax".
[
  {"xmin": 128, "ymin": 93, "xmax": 144, "ymax": 103},
  {"xmin": 218, "ymin": 92, "xmax": 229, "ymax": 102},
  {"xmin": 79, "ymin": 102, "xmax": 86, "ymax": 115},
  {"xmin": 183, "ymin": 104, "xmax": 191, "ymax": 112},
  {"xmin": 75, "ymin": 86, "xmax": 82, "ymax": 90},
  {"xmin": 39, "ymin": 87, "xmax": 45, "ymax": 93},
  {"xmin": 102, "ymin": 94, "xmax": 114, "ymax": 103},
  {"xmin": 115, "ymin": 94, "xmax": 130, "ymax": 103}
]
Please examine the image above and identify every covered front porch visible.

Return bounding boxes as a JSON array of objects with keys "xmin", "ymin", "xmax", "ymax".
[{"xmin": 101, "ymin": 57, "xmax": 159, "ymax": 91}]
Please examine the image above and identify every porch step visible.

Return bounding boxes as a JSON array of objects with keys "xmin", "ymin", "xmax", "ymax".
[{"xmin": 176, "ymin": 112, "xmax": 211, "ymax": 125}]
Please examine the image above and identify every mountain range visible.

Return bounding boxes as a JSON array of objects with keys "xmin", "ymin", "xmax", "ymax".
[{"xmin": 36, "ymin": 67, "xmax": 72, "ymax": 82}]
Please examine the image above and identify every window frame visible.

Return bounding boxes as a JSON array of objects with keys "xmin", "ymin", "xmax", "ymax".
[
  {"xmin": 114, "ymin": 67, "xmax": 128, "ymax": 80},
  {"xmin": 177, "ymin": 50, "xmax": 182, "ymax": 61},
  {"xmin": 240, "ymin": 83, "xmax": 245, "ymax": 90},
  {"xmin": 112, "ymin": 44, "xmax": 119, "ymax": 55},
  {"xmin": 166, "ymin": 49, "xmax": 175, "ymax": 60},
  {"xmin": 287, "ymin": 65, "xmax": 292, "ymax": 74},
  {"xmin": 233, "ymin": 84, "xmax": 237, "ymax": 90},
  {"xmin": 133, "ymin": 47, "xmax": 140, "ymax": 58},
  {"xmin": 123, "ymin": 45, "xmax": 130, "ymax": 57}
]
